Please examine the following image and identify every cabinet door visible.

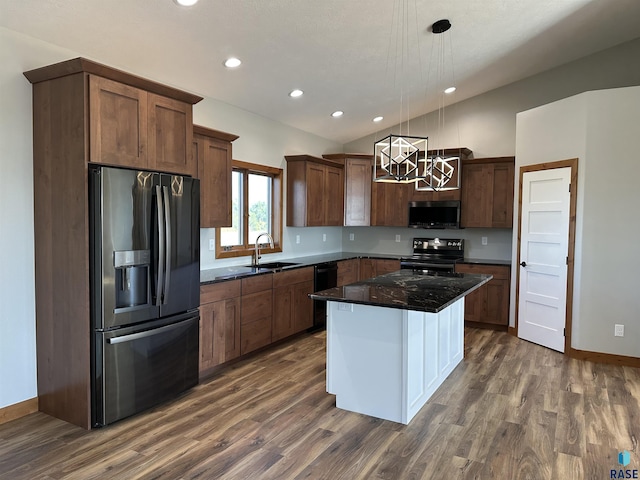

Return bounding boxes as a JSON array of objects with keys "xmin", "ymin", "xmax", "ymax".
[
  {"xmin": 455, "ymin": 263, "xmax": 510, "ymax": 327},
  {"xmin": 89, "ymin": 75, "xmax": 148, "ymax": 168},
  {"xmin": 272, "ymin": 285, "xmax": 294, "ymax": 341},
  {"xmin": 325, "ymin": 165, "xmax": 345, "ymax": 226},
  {"xmin": 196, "ymin": 134, "xmax": 232, "ymax": 227},
  {"xmin": 199, "ymin": 296, "xmax": 240, "ymax": 372},
  {"xmin": 371, "ymin": 181, "xmax": 408, "ymax": 226},
  {"xmin": 306, "ymin": 163, "xmax": 325, "ymax": 226},
  {"xmin": 344, "ymin": 158, "xmax": 372, "ymax": 226},
  {"xmin": 485, "ymin": 279, "xmax": 509, "ymax": 325},
  {"xmin": 490, "ymin": 162, "xmax": 515, "ymax": 228},
  {"xmin": 359, "ymin": 258, "xmax": 375, "ymax": 280},
  {"xmin": 147, "ymin": 93, "xmax": 195, "ymax": 177},
  {"xmin": 337, "ymin": 259, "xmax": 359, "ymax": 286},
  {"xmin": 240, "ymin": 290, "xmax": 273, "ymax": 354},
  {"xmin": 293, "ymin": 280, "xmax": 314, "ymax": 332},
  {"xmin": 460, "ymin": 164, "xmax": 492, "ymax": 227},
  {"xmin": 375, "ymin": 259, "xmax": 401, "ymax": 276}
]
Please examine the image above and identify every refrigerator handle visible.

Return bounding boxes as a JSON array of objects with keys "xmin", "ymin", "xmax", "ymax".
[
  {"xmin": 162, "ymin": 185, "xmax": 172, "ymax": 304},
  {"xmin": 155, "ymin": 185, "xmax": 165, "ymax": 306}
]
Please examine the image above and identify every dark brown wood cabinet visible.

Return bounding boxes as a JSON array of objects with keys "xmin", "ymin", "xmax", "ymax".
[
  {"xmin": 371, "ymin": 181, "xmax": 409, "ymax": 227},
  {"xmin": 360, "ymin": 258, "xmax": 401, "ymax": 279},
  {"xmin": 272, "ymin": 267, "xmax": 314, "ymax": 341},
  {"xmin": 193, "ymin": 125, "xmax": 239, "ymax": 228},
  {"xmin": 460, "ymin": 157, "xmax": 515, "ymax": 228},
  {"xmin": 24, "ymin": 57, "xmax": 202, "ymax": 429},
  {"xmin": 88, "ymin": 75, "xmax": 197, "ymax": 177},
  {"xmin": 285, "ymin": 155, "xmax": 344, "ymax": 226},
  {"xmin": 454, "ymin": 263, "xmax": 510, "ymax": 328},
  {"xmin": 409, "ymin": 148, "xmax": 472, "ymax": 203},
  {"xmin": 323, "ymin": 154, "xmax": 373, "ymax": 226},
  {"xmin": 337, "ymin": 258, "xmax": 360, "ymax": 286},
  {"xmin": 199, "ymin": 280, "xmax": 242, "ymax": 375},
  {"xmin": 240, "ymin": 274, "xmax": 273, "ymax": 355}
]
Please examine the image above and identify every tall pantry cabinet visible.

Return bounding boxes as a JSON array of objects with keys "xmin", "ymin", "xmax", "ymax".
[{"xmin": 24, "ymin": 57, "xmax": 203, "ymax": 429}]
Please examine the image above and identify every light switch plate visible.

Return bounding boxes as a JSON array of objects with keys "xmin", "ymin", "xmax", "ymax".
[
  {"xmin": 395, "ymin": 234, "xmax": 401, "ymax": 242},
  {"xmin": 482, "ymin": 236, "xmax": 488, "ymax": 245},
  {"xmin": 296, "ymin": 234, "xmax": 300, "ymax": 244},
  {"xmin": 349, "ymin": 233, "xmax": 355, "ymax": 241},
  {"xmin": 323, "ymin": 233, "xmax": 327, "ymax": 242},
  {"xmin": 209, "ymin": 239, "xmax": 215, "ymax": 250}
]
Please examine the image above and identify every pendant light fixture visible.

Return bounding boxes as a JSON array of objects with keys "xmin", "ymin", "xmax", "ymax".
[
  {"xmin": 373, "ymin": 0, "xmax": 429, "ymax": 184},
  {"xmin": 415, "ymin": 19, "xmax": 461, "ymax": 192}
]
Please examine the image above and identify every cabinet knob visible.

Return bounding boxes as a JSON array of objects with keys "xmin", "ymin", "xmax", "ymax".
[{"xmin": 520, "ymin": 261, "xmax": 527, "ymax": 267}]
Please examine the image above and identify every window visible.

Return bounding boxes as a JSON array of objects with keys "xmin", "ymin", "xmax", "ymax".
[{"xmin": 215, "ymin": 160, "xmax": 283, "ymax": 259}]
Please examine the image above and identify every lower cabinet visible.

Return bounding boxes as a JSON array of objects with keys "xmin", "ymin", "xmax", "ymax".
[
  {"xmin": 337, "ymin": 259, "xmax": 359, "ymax": 286},
  {"xmin": 199, "ymin": 280, "xmax": 241, "ymax": 373},
  {"xmin": 240, "ymin": 275, "xmax": 273, "ymax": 355},
  {"xmin": 454, "ymin": 263, "xmax": 510, "ymax": 327},
  {"xmin": 360, "ymin": 258, "xmax": 401, "ymax": 280},
  {"xmin": 272, "ymin": 267, "xmax": 314, "ymax": 341}
]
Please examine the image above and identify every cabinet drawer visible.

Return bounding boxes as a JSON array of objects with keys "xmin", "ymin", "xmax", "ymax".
[
  {"xmin": 241, "ymin": 274, "xmax": 273, "ymax": 295},
  {"xmin": 200, "ymin": 279, "xmax": 241, "ymax": 304},
  {"xmin": 241, "ymin": 290, "xmax": 273, "ymax": 325},
  {"xmin": 455, "ymin": 263, "xmax": 510, "ymax": 280},
  {"xmin": 272, "ymin": 266, "xmax": 314, "ymax": 288}
]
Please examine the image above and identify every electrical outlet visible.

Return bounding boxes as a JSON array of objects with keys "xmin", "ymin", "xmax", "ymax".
[
  {"xmin": 323, "ymin": 233, "xmax": 327, "ymax": 242},
  {"xmin": 395, "ymin": 234, "xmax": 401, "ymax": 242},
  {"xmin": 296, "ymin": 234, "xmax": 300, "ymax": 244},
  {"xmin": 349, "ymin": 233, "xmax": 355, "ymax": 241},
  {"xmin": 482, "ymin": 236, "xmax": 488, "ymax": 246},
  {"xmin": 209, "ymin": 239, "xmax": 215, "ymax": 251},
  {"xmin": 615, "ymin": 324, "xmax": 624, "ymax": 337},
  {"xmin": 338, "ymin": 303, "xmax": 352, "ymax": 312}
]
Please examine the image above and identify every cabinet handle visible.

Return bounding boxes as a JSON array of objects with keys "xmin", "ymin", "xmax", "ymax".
[{"xmin": 520, "ymin": 261, "xmax": 527, "ymax": 267}]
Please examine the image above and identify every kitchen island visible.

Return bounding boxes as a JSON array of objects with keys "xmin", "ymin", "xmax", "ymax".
[{"xmin": 309, "ymin": 270, "xmax": 492, "ymax": 424}]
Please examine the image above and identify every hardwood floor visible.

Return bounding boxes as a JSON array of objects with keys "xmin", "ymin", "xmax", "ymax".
[{"xmin": 1, "ymin": 328, "xmax": 638, "ymax": 479}]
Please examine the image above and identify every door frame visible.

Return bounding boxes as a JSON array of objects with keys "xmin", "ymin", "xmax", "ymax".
[{"xmin": 514, "ymin": 158, "xmax": 578, "ymax": 354}]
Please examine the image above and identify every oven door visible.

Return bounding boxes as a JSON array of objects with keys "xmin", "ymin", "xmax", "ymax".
[{"xmin": 93, "ymin": 312, "xmax": 199, "ymax": 426}]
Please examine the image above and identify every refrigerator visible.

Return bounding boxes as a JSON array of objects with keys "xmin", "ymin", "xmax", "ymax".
[{"xmin": 89, "ymin": 165, "xmax": 200, "ymax": 427}]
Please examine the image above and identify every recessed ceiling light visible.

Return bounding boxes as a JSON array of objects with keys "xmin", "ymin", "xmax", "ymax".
[
  {"xmin": 373, "ymin": 116, "xmax": 384, "ymax": 123},
  {"xmin": 289, "ymin": 89, "xmax": 304, "ymax": 98},
  {"xmin": 331, "ymin": 111, "xmax": 344, "ymax": 118},
  {"xmin": 444, "ymin": 86, "xmax": 456, "ymax": 94},
  {"xmin": 173, "ymin": 0, "xmax": 198, "ymax": 6},
  {"xmin": 224, "ymin": 57, "xmax": 242, "ymax": 68}
]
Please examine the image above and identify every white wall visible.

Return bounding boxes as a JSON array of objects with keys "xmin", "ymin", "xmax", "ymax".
[
  {"xmin": 514, "ymin": 86, "xmax": 640, "ymax": 357},
  {"xmin": 0, "ymin": 27, "xmax": 344, "ymax": 409},
  {"xmin": 344, "ymin": 37, "xmax": 640, "ymax": 157},
  {"xmin": 193, "ymin": 97, "xmax": 344, "ymax": 270}
]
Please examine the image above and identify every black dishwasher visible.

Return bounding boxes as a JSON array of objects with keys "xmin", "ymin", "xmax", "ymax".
[{"xmin": 313, "ymin": 261, "xmax": 338, "ymax": 330}]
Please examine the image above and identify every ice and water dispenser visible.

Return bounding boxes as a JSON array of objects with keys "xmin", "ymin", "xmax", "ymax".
[{"xmin": 113, "ymin": 250, "xmax": 151, "ymax": 310}]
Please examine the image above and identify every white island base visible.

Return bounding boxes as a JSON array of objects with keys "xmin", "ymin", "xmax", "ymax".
[{"xmin": 326, "ymin": 298, "xmax": 464, "ymax": 425}]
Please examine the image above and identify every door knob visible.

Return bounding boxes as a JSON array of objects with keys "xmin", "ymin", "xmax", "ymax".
[{"xmin": 520, "ymin": 261, "xmax": 527, "ymax": 267}]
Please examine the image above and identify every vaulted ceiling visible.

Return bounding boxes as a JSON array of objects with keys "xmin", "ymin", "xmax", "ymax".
[{"xmin": 2, "ymin": 0, "xmax": 640, "ymax": 143}]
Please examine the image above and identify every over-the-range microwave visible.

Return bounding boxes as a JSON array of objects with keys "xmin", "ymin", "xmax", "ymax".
[{"xmin": 408, "ymin": 201, "xmax": 461, "ymax": 229}]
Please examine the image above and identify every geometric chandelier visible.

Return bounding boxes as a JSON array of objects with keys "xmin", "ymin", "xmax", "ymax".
[
  {"xmin": 415, "ymin": 153, "xmax": 460, "ymax": 191},
  {"xmin": 373, "ymin": 134, "xmax": 428, "ymax": 183}
]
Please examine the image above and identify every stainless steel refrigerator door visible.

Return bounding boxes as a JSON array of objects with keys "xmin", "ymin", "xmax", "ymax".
[
  {"xmin": 95, "ymin": 313, "xmax": 199, "ymax": 426},
  {"xmin": 91, "ymin": 167, "xmax": 160, "ymax": 330},
  {"xmin": 158, "ymin": 174, "xmax": 200, "ymax": 318}
]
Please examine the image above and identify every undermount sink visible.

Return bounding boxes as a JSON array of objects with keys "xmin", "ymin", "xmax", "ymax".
[{"xmin": 245, "ymin": 261, "xmax": 300, "ymax": 270}]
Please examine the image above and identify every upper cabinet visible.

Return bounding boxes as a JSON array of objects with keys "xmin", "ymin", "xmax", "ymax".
[
  {"xmin": 460, "ymin": 157, "xmax": 515, "ymax": 228},
  {"xmin": 193, "ymin": 125, "xmax": 239, "ymax": 228},
  {"xmin": 285, "ymin": 155, "xmax": 344, "ymax": 226},
  {"xmin": 25, "ymin": 57, "xmax": 202, "ymax": 177},
  {"xmin": 323, "ymin": 153, "xmax": 372, "ymax": 226},
  {"xmin": 371, "ymin": 180, "xmax": 408, "ymax": 227},
  {"xmin": 409, "ymin": 148, "xmax": 472, "ymax": 202}
]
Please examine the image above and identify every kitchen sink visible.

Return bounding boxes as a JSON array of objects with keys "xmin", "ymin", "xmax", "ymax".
[{"xmin": 244, "ymin": 261, "xmax": 300, "ymax": 270}]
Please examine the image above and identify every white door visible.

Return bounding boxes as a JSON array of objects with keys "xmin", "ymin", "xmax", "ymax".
[{"xmin": 518, "ymin": 167, "xmax": 571, "ymax": 352}]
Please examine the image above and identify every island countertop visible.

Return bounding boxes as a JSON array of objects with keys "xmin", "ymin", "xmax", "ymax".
[{"xmin": 309, "ymin": 269, "xmax": 492, "ymax": 313}]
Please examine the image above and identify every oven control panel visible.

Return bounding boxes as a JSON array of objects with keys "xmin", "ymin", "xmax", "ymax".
[{"xmin": 412, "ymin": 238, "xmax": 463, "ymax": 250}]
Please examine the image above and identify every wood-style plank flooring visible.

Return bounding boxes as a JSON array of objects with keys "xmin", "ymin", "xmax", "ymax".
[{"xmin": 1, "ymin": 328, "xmax": 638, "ymax": 479}]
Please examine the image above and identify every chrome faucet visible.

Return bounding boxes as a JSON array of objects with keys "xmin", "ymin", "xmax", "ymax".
[{"xmin": 253, "ymin": 232, "xmax": 274, "ymax": 266}]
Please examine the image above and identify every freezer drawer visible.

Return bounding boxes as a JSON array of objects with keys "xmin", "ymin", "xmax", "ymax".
[{"xmin": 93, "ymin": 313, "xmax": 199, "ymax": 426}]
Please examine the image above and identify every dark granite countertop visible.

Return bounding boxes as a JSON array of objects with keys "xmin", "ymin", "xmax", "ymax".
[
  {"xmin": 460, "ymin": 258, "xmax": 512, "ymax": 266},
  {"xmin": 200, "ymin": 252, "xmax": 403, "ymax": 284},
  {"xmin": 309, "ymin": 269, "xmax": 492, "ymax": 313}
]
